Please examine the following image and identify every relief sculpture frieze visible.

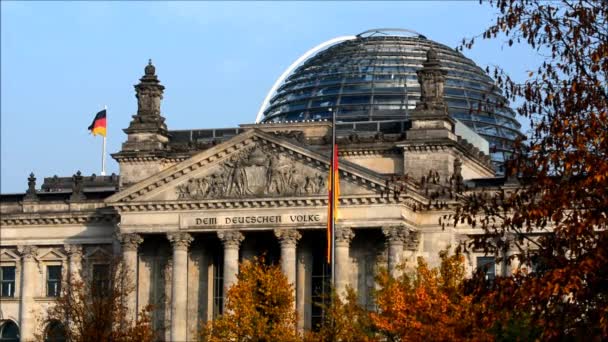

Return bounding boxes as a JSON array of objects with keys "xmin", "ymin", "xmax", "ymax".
[{"xmin": 176, "ymin": 143, "xmax": 326, "ymax": 199}]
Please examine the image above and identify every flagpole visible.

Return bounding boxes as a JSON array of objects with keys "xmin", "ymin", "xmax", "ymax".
[
  {"xmin": 101, "ymin": 105, "xmax": 107, "ymax": 176},
  {"xmin": 331, "ymin": 107, "xmax": 336, "ymax": 288}
]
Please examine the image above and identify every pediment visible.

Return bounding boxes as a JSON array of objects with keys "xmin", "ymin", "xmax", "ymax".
[
  {"xmin": 107, "ymin": 129, "xmax": 393, "ymax": 204},
  {"xmin": 38, "ymin": 248, "xmax": 67, "ymax": 261},
  {"xmin": 0, "ymin": 249, "xmax": 20, "ymax": 261},
  {"xmin": 84, "ymin": 246, "xmax": 111, "ymax": 260}
]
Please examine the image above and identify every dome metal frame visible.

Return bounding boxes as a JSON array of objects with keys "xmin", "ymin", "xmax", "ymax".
[{"xmin": 257, "ymin": 32, "xmax": 523, "ymax": 170}]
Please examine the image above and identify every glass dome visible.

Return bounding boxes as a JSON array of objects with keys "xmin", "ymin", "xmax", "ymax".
[{"xmin": 259, "ymin": 29, "xmax": 523, "ymax": 169}]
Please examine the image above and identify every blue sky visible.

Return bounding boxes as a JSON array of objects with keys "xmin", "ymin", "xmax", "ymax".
[{"xmin": 1, "ymin": 1, "xmax": 538, "ymax": 193}]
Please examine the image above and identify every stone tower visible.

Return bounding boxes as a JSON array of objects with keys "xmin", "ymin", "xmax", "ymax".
[{"xmin": 113, "ymin": 60, "xmax": 170, "ymax": 188}]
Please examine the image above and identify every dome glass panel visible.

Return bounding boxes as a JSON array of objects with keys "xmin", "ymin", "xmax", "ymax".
[{"xmin": 260, "ymin": 32, "xmax": 523, "ymax": 171}]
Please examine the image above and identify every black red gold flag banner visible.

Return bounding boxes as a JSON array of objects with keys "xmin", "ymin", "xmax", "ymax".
[
  {"xmin": 88, "ymin": 109, "xmax": 107, "ymax": 137},
  {"xmin": 326, "ymin": 144, "xmax": 339, "ymax": 264}
]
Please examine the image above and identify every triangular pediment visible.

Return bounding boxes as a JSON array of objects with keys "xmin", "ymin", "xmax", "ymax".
[
  {"xmin": 107, "ymin": 129, "xmax": 394, "ymax": 204},
  {"xmin": 84, "ymin": 246, "xmax": 111, "ymax": 260},
  {"xmin": 38, "ymin": 248, "xmax": 67, "ymax": 261},
  {"xmin": 0, "ymin": 249, "xmax": 20, "ymax": 261}
]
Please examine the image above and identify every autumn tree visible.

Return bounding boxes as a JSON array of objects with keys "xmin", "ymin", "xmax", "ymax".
[
  {"xmin": 36, "ymin": 257, "xmax": 156, "ymax": 342},
  {"xmin": 200, "ymin": 257, "xmax": 298, "ymax": 342},
  {"xmin": 451, "ymin": 0, "xmax": 608, "ymax": 339},
  {"xmin": 303, "ymin": 287, "xmax": 375, "ymax": 342},
  {"xmin": 370, "ymin": 250, "xmax": 492, "ymax": 341}
]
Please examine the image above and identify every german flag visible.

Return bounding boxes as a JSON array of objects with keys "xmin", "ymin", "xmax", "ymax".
[
  {"xmin": 327, "ymin": 144, "xmax": 339, "ymax": 264},
  {"xmin": 88, "ymin": 109, "xmax": 107, "ymax": 137}
]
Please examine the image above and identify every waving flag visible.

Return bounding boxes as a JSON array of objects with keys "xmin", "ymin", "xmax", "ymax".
[{"xmin": 88, "ymin": 109, "xmax": 107, "ymax": 137}]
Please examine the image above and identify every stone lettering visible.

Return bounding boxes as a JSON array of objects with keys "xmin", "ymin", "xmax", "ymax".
[
  {"xmin": 289, "ymin": 214, "xmax": 321, "ymax": 223},
  {"xmin": 195, "ymin": 217, "xmax": 217, "ymax": 225}
]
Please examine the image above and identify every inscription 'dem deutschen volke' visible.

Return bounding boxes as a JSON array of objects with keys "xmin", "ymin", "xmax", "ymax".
[{"xmin": 194, "ymin": 214, "xmax": 322, "ymax": 226}]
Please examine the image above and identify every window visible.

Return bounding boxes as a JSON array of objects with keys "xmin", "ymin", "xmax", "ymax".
[
  {"xmin": 0, "ymin": 321, "xmax": 19, "ymax": 342},
  {"xmin": 46, "ymin": 266, "xmax": 62, "ymax": 297},
  {"xmin": 311, "ymin": 242, "xmax": 331, "ymax": 331},
  {"xmin": 477, "ymin": 257, "xmax": 496, "ymax": 281},
  {"xmin": 213, "ymin": 253, "xmax": 224, "ymax": 317},
  {"xmin": 0, "ymin": 267, "xmax": 15, "ymax": 297},
  {"xmin": 92, "ymin": 264, "xmax": 110, "ymax": 296},
  {"xmin": 44, "ymin": 321, "xmax": 66, "ymax": 342}
]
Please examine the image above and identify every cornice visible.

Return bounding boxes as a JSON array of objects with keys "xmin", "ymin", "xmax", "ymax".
[
  {"xmin": 110, "ymin": 194, "xmax": 423, "ymax": 213},
  {"xmin": 1, "ymin": 212, "xmax": 117, "ymax": 226}
]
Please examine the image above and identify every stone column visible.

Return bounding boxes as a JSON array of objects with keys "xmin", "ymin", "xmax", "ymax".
[
  {"xmin": 64, "ymin": 244, "xmax": 83, "ymax": 285},
  {"xmin": 18, "ymin": 245, "xmax": 38, "ymax": 342},
  {"xmin": 296, "ymin": 244, "xmax": 312, "ymax": 331},
  {"xmin": 334, "ymin": 227, "xmax": 354, "ymax": 298},
  {"xmin": 274, "ymin": 229, "xmax": 301, "ymax": 285},
  {"xmin": 382, "ymin": 226, "xmax": 408, "ymax": 278},
  {"xmin": 217, "ymin": 231, "xmax": 244, "ymax": 295},
  {"xmin": 167, "ymin": 232, "xmax": 193, "ymax": 342},
  {"xmin": 120, "ymin": 233, "xmax": 143, "ymax": 323}
]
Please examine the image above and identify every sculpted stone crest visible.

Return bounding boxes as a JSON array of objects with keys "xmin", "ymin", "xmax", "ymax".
[{"xmin": 176, "ymin": 143, "xmax": 326, "ymax": 200}]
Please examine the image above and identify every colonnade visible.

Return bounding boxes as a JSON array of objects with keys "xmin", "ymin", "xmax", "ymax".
[{"xmin": 11, "ymin": 225, "xmax": 411, "ymax": 341}]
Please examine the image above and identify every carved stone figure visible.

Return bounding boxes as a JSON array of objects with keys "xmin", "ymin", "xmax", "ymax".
[
  {"xmin": 176, "ymin": 143, "xmax": 328, "ymax": 200},
  {"xmin": 416, "ymin": 48, "xmax": 448, "ymax": 113},
  {"xmin": 24, "ymin": 173, "xmax": 38, "ymax": 201},
  {"xmin": 70, "ymin": 171, "xmax": 86, "ymax": 202}
]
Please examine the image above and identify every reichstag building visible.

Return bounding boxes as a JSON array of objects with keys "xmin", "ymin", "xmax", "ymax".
[{"xmin": 0, "ymin": 29, "xmax": 523, "ymax": 341}]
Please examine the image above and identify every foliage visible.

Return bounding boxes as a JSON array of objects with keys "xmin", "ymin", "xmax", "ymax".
[
  {"xmin": 303, "ymin": 287, "xmax": 375, "ymax": 342},
  {"xmin": 200, "ymin": 257, "xmax": 298, "ymax": 342},
  {"xmin": 37, "ymin": 257, "xmax": 156, "ymax": 342},
  {"xmin": 452, "ymin": 0, "xmax": 608, "ymax": 339},
  {"xmin": 370, "ymin": 250, "xmax": 492, "ymax": 342}
]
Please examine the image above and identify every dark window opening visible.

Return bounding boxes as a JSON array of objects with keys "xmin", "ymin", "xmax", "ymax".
[
  {"xmin": 46, "ymin": 266, "xmax": 62, "ymax": 297},
  {"xmin": 477, "ymin": 257, "xmax": 496, "ymax": 282},
  {"xmin": 311, "ymin": 243, "xmax": 331, "ymax": 331},
  {"xmin": 0, "ymin": 267, "xmax": 16, "ymax": 298},
  {"xmin": 44, "ymin": 321, "xmax": 67, "ymax": 342},
  {"xmin": 92, "ymin": 264, "xmax": 110, "ymax": 297},
  {"xmin": 0, "ymin": 321, "xmax": 20, "ymax": 342},
  {"xmin": 213, "ymin": 252, "xmax": 224, "ymax": 317}
]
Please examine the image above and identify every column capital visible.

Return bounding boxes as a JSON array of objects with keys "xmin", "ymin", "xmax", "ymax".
[
  {"xmin": 17, "ymin": 245, "xmax": 38, "ymax": 261},
  {"xmin": 218, "ymin": 230, "xmax": 244, "ymax": 249},
  {"xmin": 167, "ymin": 232, "xmax": 193, "ymax": 251},
  {"xmin": 64, "ymin": 244, "xmax": 84, "ymax": 260},
  {"xmin": 382, "ymin": 225, "xmax": 409, "ymax": 244},
  {"xmin": 120, "ymin": 233, "xmax": 144, "ymax": 252},
  {"xmin": 274, "ymin": 229, "xmax": 301, "ymax": 248},
  {"xmin": 335, "ymin": 227, "xmax": 354, "ymax": 246}
]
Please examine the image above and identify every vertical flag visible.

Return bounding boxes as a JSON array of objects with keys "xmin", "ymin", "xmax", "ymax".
[
  {"xmin": 327, "ymin": 144, "xmax": 339, "ymax": 264},
  {"xmin": 88, "ymin": 108, "xmax": 108, "ymax": 175},
  {"xmin": 88, "ymin": 109, "xmax": 107, "ymax": 137}
]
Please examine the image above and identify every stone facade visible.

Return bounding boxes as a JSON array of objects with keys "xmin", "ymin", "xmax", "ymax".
[{"xmin": 0, "ymin": 52, "xmax": 516, "ymax": 341}]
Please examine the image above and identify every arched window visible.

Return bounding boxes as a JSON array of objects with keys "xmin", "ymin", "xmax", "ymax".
[
  {"xmin": 44, "ymin": 320, "xmax": 66, "ymax": 342},
  {"xmin": 0, "ymin": 321, "xmax": 19, "ymax": 342}
]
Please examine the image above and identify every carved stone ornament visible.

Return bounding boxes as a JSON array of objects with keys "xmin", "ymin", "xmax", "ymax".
[
  {"xmin": 176, "ymin": 143, "xmax": 327, "ymax": 200},
  {"xmin": 405, "ymin": 231, "xmax": 421, "ymax": 251},
  {"xmin": 24, "ymin": 172, "xmax": 38, "ymax": 201},
  {"xmin": 382, "ymin": 225, "xmax": 409, "ymax": 244},
  {"xmin": 335, "ymin": 227, "xmax": 355, "ymax": 245},
  {"xmin": 64, "ymin": 244, "xmax": 84, "ymax": 260},
  {"xmin": 167, "ymin": 232, "xmax": 193, "ymax": 251},
  {"xmin": 120, "ymin": 233, "xmax": 144, "ymax": 252},
  {"xmin": 416, "ymin": 48, "xmax": 448, "ymax": 113},
  {"xmin": 17, "ymin": 245, "xmax": 38, "ymax": 261},
  {"xmin": 452, "ymin": 158, "xmax": 464, "ymax": 193},
  {"xmin": 217, "ymin": 230, "xmax": 244, "ymax": 249},
  {"xmin": 274, "ymin": 229, "xmax": 302, "ymax": 248},
  {"xmin": 70, "ymin": 171, "xmax": 86, "ymax": 202}
]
